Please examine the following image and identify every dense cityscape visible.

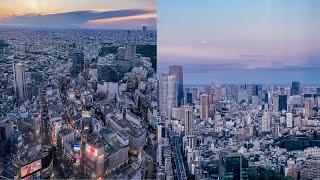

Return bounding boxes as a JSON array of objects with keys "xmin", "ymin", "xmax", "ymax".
[
  {"xmin": 157, "ymin": 65, "xmax": 320, "ymax": 180},
  {"xmin": 1, "ymin": 1, "xmax": 319, "ymax": 180},
  {"xmin": 0, "ymin": 27, "xmax": 159, "ymax": 179}
]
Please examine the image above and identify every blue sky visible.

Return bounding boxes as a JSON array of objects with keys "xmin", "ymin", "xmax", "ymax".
[
  {"xmin": 158, "ymin": 0, "xmax": 320, "ymax": 68},
  {"xmin": 158, "ymin": 0, "xmax": 320, "ymax": 84}
]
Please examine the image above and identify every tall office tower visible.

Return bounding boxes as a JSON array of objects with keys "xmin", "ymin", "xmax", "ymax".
[
  {"xmin": 272, "ymin": 95, "xmax": 279, "ymax": 112},
  {"xmin": 209, "ymin": 81, "xmax": 216, "ymax": 105},
  {"xmin": 200, "ymin": 93, "xmax": 209, "ymax": 121},
  {"xmin": 264, "ymin": 92, "xmax": 269, "ymax": 103},
  {"xmin": 305, "ymin": 98, "xmax": 313, "ymax": 117},
  {"xmin": 284, "ymin": 86, "xmax": 291, "ymax": 96},
  {"xmin": 13, "ymin": 62, "xmax": 26, "ymax": 100},
  {"xmin": 159, "ymin": 74, "xmax": 177, "ymax": 118},
  {"xmin": 169, "ymin": 65, "xmax": 183, "ymax": 107},
  {"xmin": 71, "ymin": 51, "xmax": 85, "ymax": 76},
  {"xmin": 184, "ymin": 107, "xmax": 194, "ymax": 136},
  {"xmin": 253, "ymin": 85, "xmax": 261, "ymax": 96},
  {"xmin": 125, "ymin": 42, "xmax": 137, "ymax": 60},
  {"xmin": 291, "ymin": 81, "xmax": 300, "ymax": 96},
  {"xmin": 167, "ymin": 75, "xmax": 178, "ymax": 118},
  {"xmin": 40, "ymin": 87, "xmax": 51, "ymax": 146},
  {"xmin": 219, "ymin": 153, "xmax": 249, "ymax": 180},
  {"xmin": 291, "ymin": 95, "xmax": 302, "ymax": 106},
  {"xmin": 286, "ymin": 112, "xmax": 293, "ymax": 128},
  {"xmin": 159, "ymin": 74, "xmax": 168, "ymax": 117},
  {"xmin": 279, "ymin": 95, "xmax": 288, "ymax": 112},
  {"xmin": 261, "ymin": 112, "xmax": 270, "ymax": 132},
  {"xmin": 245, "ymin": 84, "xmax": 255, "ymax": 97}
]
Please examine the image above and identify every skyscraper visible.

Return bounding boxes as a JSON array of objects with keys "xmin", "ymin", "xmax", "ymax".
[
  {"xmin": 169, "ymin": 65, "xmax": 183, "ymax": 106},
  {"xmin": 13, "ymin": 62, "xmax": 26, "ymax": 100},
  {"xmin": 279, "ymin": 95, "xmax": 288, "ymax": 112},
  {"xmin": 159, "ymin": 74, "xmax": 168, "ymax": 117},
  {"xmin": 71, "ymin": 51, "xmax": 85, "ymax": 76},
  {"xmin": 200, "ymin": 93, "xmax": 209, "ymax": 121},
  {"xmin": 286, "ymin": 112, "xmax": 293, "ymax": 128},
  {"xmin": 167, "ymin": 75, "xmax": 178, "ymax": 118},
  {"xmin": 261, "ymin": 112, "xmax": 270, "ymax": 132},
  {"xmin": 291, "ymin": 81, "xmax": 300, "ymax": 96},
  {"xmin": 272, "ymin": 95, "xmax": 279, "ymax": 112},
  {"xmin": 305, "ymin": 98, "xmax": 313, "ymax": 117},
  {"xmin": 125, "ymin": 42, "xmax": 137, "ymax": 60},
  {"xmin": 184, "ymin": 106, "xmax": 194, "ymax": 136},
  {"xmin": 159, "ymin": 74, "xmax": 178, "ymax": 118}
]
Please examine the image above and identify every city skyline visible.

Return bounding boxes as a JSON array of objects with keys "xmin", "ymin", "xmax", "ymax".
[
  {"xmin": 0, "ymin": 0, "xmax": 156, "ymax": 29},
  {"xmin": 158, "ymin": 0, "xmax": 320, "ymax": 84},
  {"xmin": 2, "ymin": 1, "xmax": 320, "ymax": 179}
]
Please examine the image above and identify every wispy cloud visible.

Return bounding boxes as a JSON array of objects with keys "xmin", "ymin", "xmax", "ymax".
[{"xmin": 0, "ymin": 9, "xmax": 156, "ymax": 29}]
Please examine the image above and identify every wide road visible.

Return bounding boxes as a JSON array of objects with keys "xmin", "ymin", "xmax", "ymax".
[{"xmin": 168, "ymin": 131, "xmax": 187, "ymax": 180}]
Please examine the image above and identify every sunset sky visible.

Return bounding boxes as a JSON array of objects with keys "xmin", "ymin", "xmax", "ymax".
[
  {"xmin": 158, "ymin": 0, "xmax": 320, "ymax": 69},
  {"xmin": 0, "ymin": 0, "xmax": 156, "ymax": 29}
]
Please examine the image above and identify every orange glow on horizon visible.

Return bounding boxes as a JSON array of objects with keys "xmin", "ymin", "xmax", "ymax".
[{"xmin": 86, "ymin": 13, "xmax": 156, "ymax": 25}]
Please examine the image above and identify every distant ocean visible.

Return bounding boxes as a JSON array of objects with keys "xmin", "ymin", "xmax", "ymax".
[{"xmin": 158, "ymin": 64, "xmax": 320, "ymax": 85}]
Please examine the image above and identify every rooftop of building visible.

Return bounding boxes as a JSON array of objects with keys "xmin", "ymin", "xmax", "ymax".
[
  {"xmin": 100, "ymin": 128, "xmax": 126, "ymax": 155},
  {"xmin": 114, "ymin": 117, "xmax": 146, "ymax": 138}
]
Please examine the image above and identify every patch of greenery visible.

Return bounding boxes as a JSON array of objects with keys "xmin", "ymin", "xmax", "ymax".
[
  {"xmin": 98, "ymin": 46, "xmax": 119, "ymax": 56},
  {"xmin": 137, "ymin": 45, "xmax": 157, "ymax": 72}
]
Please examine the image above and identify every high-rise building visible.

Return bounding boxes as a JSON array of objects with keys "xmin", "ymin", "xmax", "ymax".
[
  {"xmin": 169, "ymin": 65, "xmax": 183, "ymax": 107},
  {"xmin": 305, "ymin": 98, "xmax": 313, "ymax": 117},
  {"xmin": 71, "ymin": 51, "xmax": 85, "ymax": 76},
  {"xmin": 272, "ymin": 95, "xmax": 279, "ymax": 112},
  {"xmin": 167, "ymin": 75, "xmax": 178, "ymax": 118},
  {"xmin": 159, "ymin": 74, "xmax": 177, "ymax": 118},
  {"xmin": 13, "ymin": 62, "xmax": 26, "ymax": 100},
  {"xmin": 125, "ymin": 42, "xmax": 136, "ymax": 60},
  {"xmin": 264, "ymin": 92, "xmax": 269, "ymax": 103},
  {"xmin": 200, "ymin": 93, "xmax": 209, "ymax": 121},
  {"xmin": 279, "ymin": 95, "xmax": 288, "ymax": 112},
  {"xmin": 286, "ymin": 112, "xmax": 293, "ymax": 128},
  {"xmin": 184, "ymin": 107, "xmax": 194, "ymax": 136},
  {"xmin": 291, "ymin": 81, "xmax": 300, "ymax": 96},
  {"xmin": 261, "ymin": 112, "xmax": 270, "ymax": 132},
  {"xmin": 159, "ymin": 74, "xmax": 168, "ymax": 117}
]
